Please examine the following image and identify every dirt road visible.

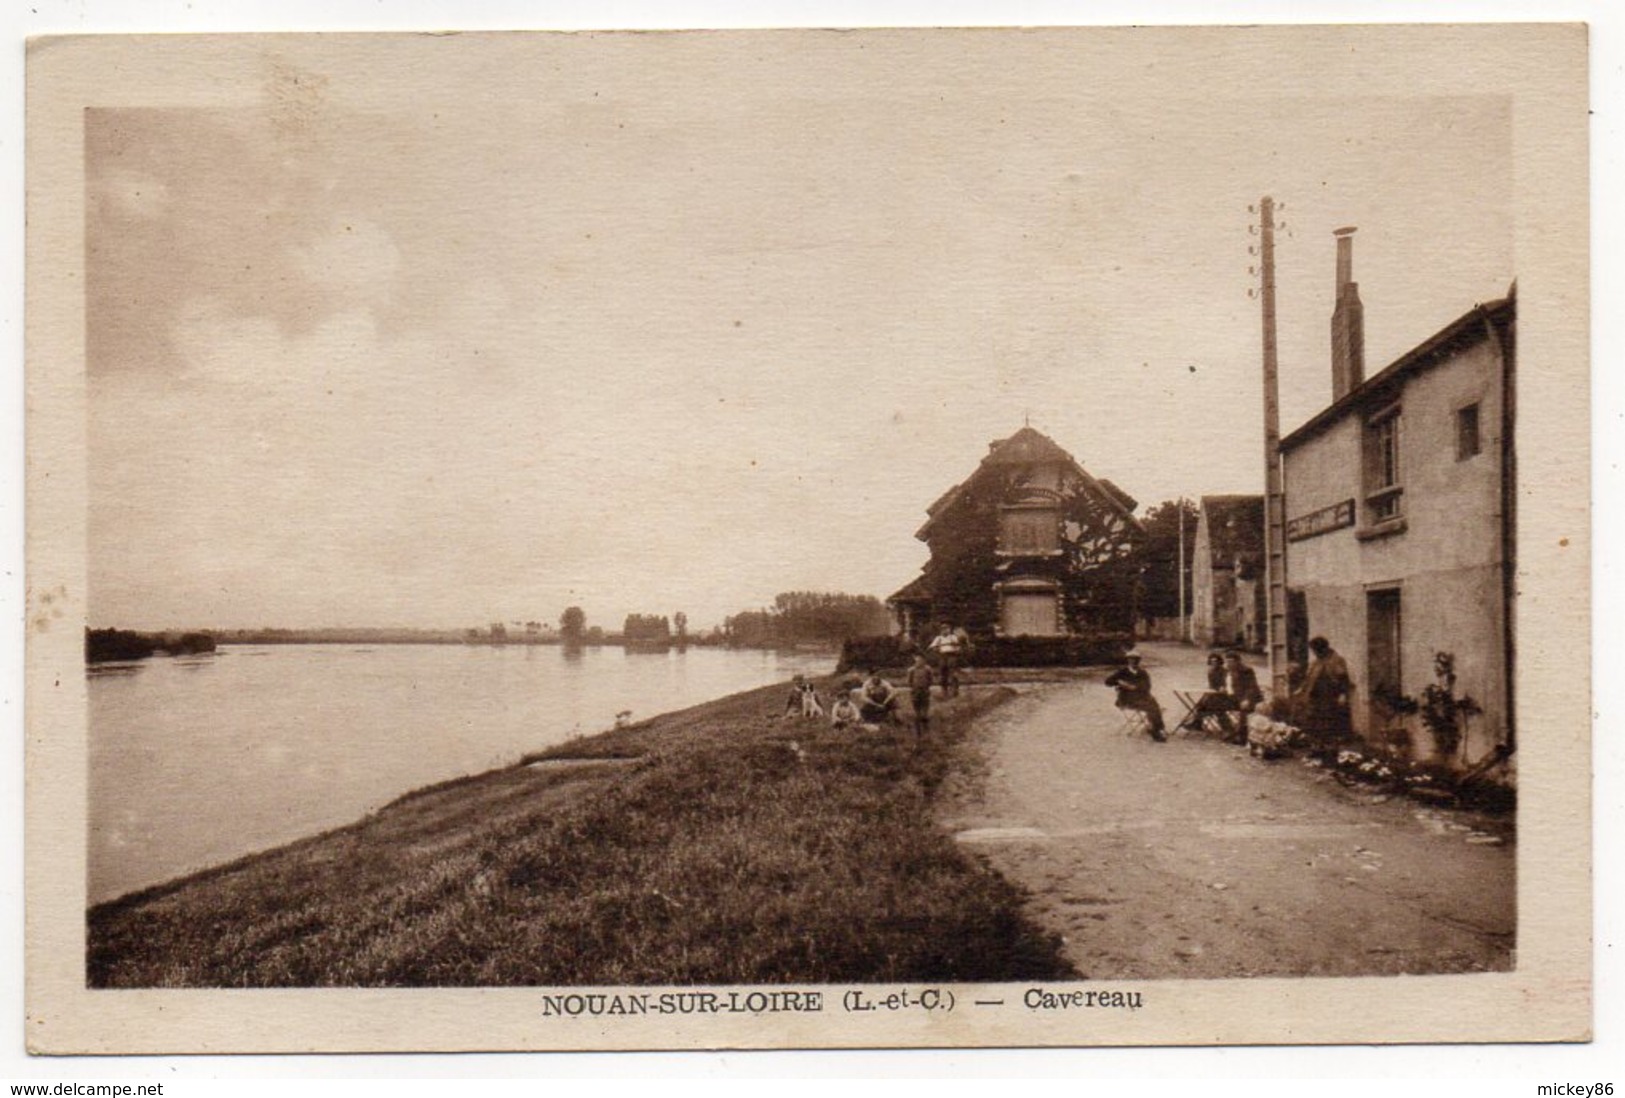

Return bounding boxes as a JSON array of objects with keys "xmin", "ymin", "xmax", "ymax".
[{"xmin": 943, "ymin": 643, "xmax": 1515, "ymax": 979}]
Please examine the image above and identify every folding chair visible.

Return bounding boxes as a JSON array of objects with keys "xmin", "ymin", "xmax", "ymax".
[
  {"xmin": 1172, "ymin": 690, "xmax": 1204, "ymax": 735},
  {"xmin": 1118, "ymin": 707, "xmax": 1154, "ymax": 738},
  {"xmin": 1173, "ymin": 690, "xmax": 1236, "ymax": 737}
]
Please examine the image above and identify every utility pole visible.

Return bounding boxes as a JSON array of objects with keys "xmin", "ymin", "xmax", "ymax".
[
  {"xmin": 1176, "ymin": 498, "xmax": 1187, "ymax": 643},
  {"xmin": 1258, "ymin": 196, "xmax": 1289, "ymax": 696}
]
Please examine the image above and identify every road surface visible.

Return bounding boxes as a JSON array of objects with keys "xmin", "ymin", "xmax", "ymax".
[{"xmin": 943, "ymin": 642, "xmax": 1515, "ymax": 979}]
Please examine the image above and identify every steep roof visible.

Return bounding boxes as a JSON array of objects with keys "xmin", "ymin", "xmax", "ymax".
[
  {"xmin": 980, "ymin": 425, "xmax": 1078, "ymax": 467},
  {"xmin": 1281, "ymin": 293, "xmax": 1514, "ymax": 452},
  {"xmin": 1199, "ymin": 494, "xmax": 1264, "ymax": 565},
  {"xmin": 914, "ymin": 427, "xmax": 1140, "ymax": 540},
  {"xmin": 887, "ymin": 572, "xmax": 935, "ymax": 604}
]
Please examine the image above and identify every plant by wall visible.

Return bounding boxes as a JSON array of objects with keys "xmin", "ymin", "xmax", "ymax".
[{"xmin": 1418, "ymin": 651, "xmax": 1481, "ymax": 759}]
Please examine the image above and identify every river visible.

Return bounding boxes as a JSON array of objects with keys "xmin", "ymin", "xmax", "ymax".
[{"xmin": 88, "ymin": 643, "xmax": 833, "ymax": 904}]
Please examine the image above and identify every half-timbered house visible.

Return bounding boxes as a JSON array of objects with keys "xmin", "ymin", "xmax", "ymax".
[{"xmin": 887, "ymin": 427, "xmax": 1143, "ymax": 644}]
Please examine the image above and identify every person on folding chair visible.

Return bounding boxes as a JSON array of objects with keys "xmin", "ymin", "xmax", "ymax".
[
  {"xmin": 1219, "ymin": 649, "xmax": 1264, "ymax": 743},
  {"xmin": 1104, "ymin": 650, "xmax": 1167, "ymax": 742},
  {"xmin": 1178, "ymin": 652, "xmax": 1230, "ymax": 734},
  {"xmin": 1179, "ymin": 650, "xmax": 1263, "ymax": 741}
]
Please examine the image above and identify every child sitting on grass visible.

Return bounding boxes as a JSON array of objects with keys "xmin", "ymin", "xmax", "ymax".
[{"xmin": 829, "ymin": 690, "xmax": 861, "ymax": 731}]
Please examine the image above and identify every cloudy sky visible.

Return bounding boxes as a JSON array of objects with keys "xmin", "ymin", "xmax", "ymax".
[{"xmin": 85, "ymin": 31, "xmax": 1514, "ymax": 631}]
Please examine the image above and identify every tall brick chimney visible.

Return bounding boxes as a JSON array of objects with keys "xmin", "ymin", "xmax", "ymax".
[{"xmin": 1330, "ymin": 226, "xmax": 1365, "ymax": 400}]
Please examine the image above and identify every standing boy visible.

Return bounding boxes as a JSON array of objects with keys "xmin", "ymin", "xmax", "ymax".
[{"xmin": 906, "ymin": 653, "xmax": 935, "ymax": 746}]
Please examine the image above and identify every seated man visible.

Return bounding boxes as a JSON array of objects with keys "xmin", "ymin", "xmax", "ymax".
[
  {"xmin": 1104, "ymin": 650, "xmax": 1167, "ymax": 742},
  {"xmin": 1180, "ymin": 651, "xmax": 1265, "ymax": 741},
  {"xmin": 857, "ymin": 669, "xmax": 901, "ymax": 725},
  {"xmin": 1219, "ymin": 649, "xmax": 1265, "ymax": 743}
]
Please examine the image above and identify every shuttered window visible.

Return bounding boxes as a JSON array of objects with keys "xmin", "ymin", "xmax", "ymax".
[{"xmin": 999, "ymin": 508, "xmax": 1059, "ymax": 554}]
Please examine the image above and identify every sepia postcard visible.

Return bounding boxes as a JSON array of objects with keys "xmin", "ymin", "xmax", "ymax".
[{"xmin": 24, "ymin": 25, "xmax": 1590, "ymax": 1053}]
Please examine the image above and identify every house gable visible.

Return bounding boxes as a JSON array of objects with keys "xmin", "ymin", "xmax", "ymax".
[{"xmin": 889, "ymin": 427, "xmax": 1144, "ymax": 639}]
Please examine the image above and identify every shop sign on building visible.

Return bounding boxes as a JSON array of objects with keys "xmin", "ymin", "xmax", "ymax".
[{"xmin": 1286, "ymin": 498, "xmax": 1355, "ymax": 542}]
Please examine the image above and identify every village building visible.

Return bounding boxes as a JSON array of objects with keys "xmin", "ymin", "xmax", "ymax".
[
  {"xmin": 1279, "ymin": 228, "xmax": 1514, "ymax": 772},
  {"xmin": 1190, "ymin": 494, "xmax": 1266, "ymax": 651},
  {"xmin": 887, "ymin": 426, "xmax": 1142, "ymax": 644}
]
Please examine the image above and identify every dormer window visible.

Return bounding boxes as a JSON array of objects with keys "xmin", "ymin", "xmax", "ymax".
[{"xmin": 999, "ymin": 505, "xmax": 1060, "ymax": 555}]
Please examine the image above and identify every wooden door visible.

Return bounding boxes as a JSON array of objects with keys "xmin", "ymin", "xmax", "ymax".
[{"xmin": 1002, "ymin": 592, "xmax": 1059, "ymax": 636}]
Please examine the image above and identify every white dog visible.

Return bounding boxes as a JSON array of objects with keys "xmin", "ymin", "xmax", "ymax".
[{"xmin": 798, "ymin": 682, "xmax": 826, "ymax": 718}]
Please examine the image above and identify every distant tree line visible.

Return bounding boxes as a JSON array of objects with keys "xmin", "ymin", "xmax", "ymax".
[
  {"xmin": 721, "ymin": 591, "xmax": 889, "ymax": 649},
  {"xmin": 86, "ymin": 628, "xmax": 217, "ymax": 664}
]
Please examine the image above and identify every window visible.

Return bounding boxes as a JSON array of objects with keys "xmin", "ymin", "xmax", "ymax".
[
  {"xmin": 1456, "ymin": 403, "xmax": 1481, "ymax": 460},
  {"xmin": 1363, "ymin": 406, "xmax": 1403, "ymax": 523},
  {"xmin": 999, "ymin": 507, "xmax": 1059, "ymax": 555}
]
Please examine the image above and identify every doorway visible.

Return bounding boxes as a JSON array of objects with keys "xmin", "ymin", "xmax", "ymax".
[{"xmin": 1366, "ymin": 587, "xmax": 1403, "ymax": 700}]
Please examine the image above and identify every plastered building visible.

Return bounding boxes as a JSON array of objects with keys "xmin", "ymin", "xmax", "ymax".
[{"xmin": 1280, "ymin": 229, "xmax": 1514, "ymax": 772}]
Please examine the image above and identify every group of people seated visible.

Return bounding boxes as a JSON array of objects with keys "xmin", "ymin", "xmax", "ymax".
[
  {"xmin": 781, "ymin": 649, "xmax": 950, "ymax": 744},
  {"xmin": 782, "ymin": 667, "xmax": 907, "ymax": 728},
  {"xmin": 1107, "ymin": 647, "xmax": 1265, "ymax": 744},
  {"xmin": 1108, "ymin": 637, "xmax": 1354, "ymax": 748},
  {"xmin": 1180, "ymin": 648, "xmax": 1266, "ymax": 741}
]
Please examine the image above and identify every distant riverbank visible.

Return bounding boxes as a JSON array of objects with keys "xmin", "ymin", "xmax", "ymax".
[
  {"xmin": 89, "ymin": 677, "xmax": 1072, "ymax": 987},
  {"xmin": 89, "ymin": 625, "xmax": 844, "ymax": 655}
]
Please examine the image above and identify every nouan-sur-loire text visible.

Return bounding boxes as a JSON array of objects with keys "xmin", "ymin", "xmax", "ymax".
[{"xmin": 541, "ymin": 990, "xmax": 824, "ymax": 1017}]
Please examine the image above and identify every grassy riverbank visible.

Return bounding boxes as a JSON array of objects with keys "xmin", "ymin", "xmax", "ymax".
[{"xmin": 89, "ymin": 680, "xmax": 1074, "ymax": 987}]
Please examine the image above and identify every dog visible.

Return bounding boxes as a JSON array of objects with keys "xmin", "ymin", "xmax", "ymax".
[{"xmin": 798, "ymin": 681, "xmax": 825, "ymax": 718}]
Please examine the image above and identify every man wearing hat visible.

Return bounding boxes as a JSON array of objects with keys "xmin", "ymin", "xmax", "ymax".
[{"xmin": 1104, "ymin": 649, "xmax": 1168, "ymax": 742}]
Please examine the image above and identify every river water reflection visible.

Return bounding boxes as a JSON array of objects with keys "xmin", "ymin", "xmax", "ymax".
[{"xmin": 88, "ymin": 643, "xmax": 832, "ymax": 904}]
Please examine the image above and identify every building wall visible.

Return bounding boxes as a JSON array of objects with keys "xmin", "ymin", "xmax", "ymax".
[
  {"xmin": 1235, "ymin": 574, "xmax": 1265, "ymax": 651},
  {"xmin": 1282, "ymin": 334, "xmax": 1508, "ymax": 766},
  {"xmin": 1190, "ymin": 512, "xmax": 1217, "ymax": 645}
]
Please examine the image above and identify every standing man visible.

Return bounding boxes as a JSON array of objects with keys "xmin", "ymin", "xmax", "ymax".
[
  {"xmin": 1299, "ymin": 636, "xmax": 1354, "ymax": 745},
  {"xmin": 1104, "ymin": 649, "xmax": 1168, "ymax": 742},
  {"xmin": 927, "ymin": 621, "xmax": 964, "ymax": 698}
]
